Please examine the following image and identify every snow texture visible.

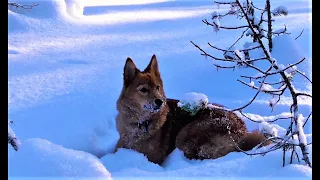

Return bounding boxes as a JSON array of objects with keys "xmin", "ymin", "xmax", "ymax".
[
  {"xmin": 8, "ymin": 124, "xmax": 22, "ymax": 151},
  {"xmin": 177, "ymin": 92, "xmax": 209, "ymax": 115},
  {"xmin": 212, "ymin": 17, "xmax": 220, "ymax": 32},
  {"xmin": 242, "ymin": 112, "xmax": 292, "ymax": 122},
  {"xmin": 259, "ymin": 121, "xmax": 286, "ymax": 137}
]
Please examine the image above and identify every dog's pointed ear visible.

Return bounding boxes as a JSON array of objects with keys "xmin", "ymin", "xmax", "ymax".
[
  {"xmin": 144, "ymin": 54, "xmax": 160, "ymax": 76},
  {"xmin": 124, "ymin": 57, "xmax": 139, "ymax": 86}
]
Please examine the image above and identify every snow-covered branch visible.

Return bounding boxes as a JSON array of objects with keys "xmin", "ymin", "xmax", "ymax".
[
  {"xmin": 8, "ymin": 2, "xmax": 39, "ymax": 9},
  {"xmin": 237, "ymin": 79, "xmax": 287, "ymax": 95},
  {"xmin": 8, "ymin": 122, "xmax": 21, "ymax": 151},
  {"xmin": 191, "ymin": 0, "xmax": 312, "ymax": 167}
]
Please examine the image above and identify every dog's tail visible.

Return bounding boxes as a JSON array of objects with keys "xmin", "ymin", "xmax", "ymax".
[{"xmin": 236, "ymin": 130, "xmax": 272, "ymax": 151}]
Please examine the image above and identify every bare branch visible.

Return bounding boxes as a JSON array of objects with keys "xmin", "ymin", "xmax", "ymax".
[
  {"xmin": 237, "ymin": 79, "xmax": 287, "ymax": 95},
  {"xmin": 8, "ymin": 2, "xmax": 39, "ymax": 9},
  {"xmin": 208, "ymin": 42, "xmax": 261, "ymax": 52},
  {"xmin": 257, "ymin": 80, "xmax": 285, "ymax": 85},
  {"xmin": 231, "ymin": 73, "xmax": 269, "ymax": 111},
  {"xmin": 295, "ymin": 29, "xmax": 304, "ymax": 40},
  {"xmin": 241, "ymin": 74, "xmax": 266, "ymax": 80},
  {"xmin": 296, "ymin": 92, "xmax": 312, "ymax": 98},
  {"xmin": 214, "ymin": 1, "xmax": 237, "ymax": 5},
  {"xmin": 251, "ymin": 2, "xmax": 266, "ymax": 11},
  {"xmin": 239, "ymin": 111, "xmax": 292, "ymax": 123},
  {"xmin": 303, "ymin": 112, "xmax": 312, "ymax": 127},
  {"xmin": 227, "ymin": 28, "xmax": 249, "ymax": 51},
  {"xmin": 296, "ymin": 70, "xmax": 312, "ymax": 84},
  {"xmin": 202, "ymin": 19, "xmax": 249, "ymax": 30},
  {"xmin": 190, "ymin": 41, "xmax": 235, "ymax": 62},
  {"xmin": 214, "ymin": 64, "xmax": 236, "ymax": 70}
]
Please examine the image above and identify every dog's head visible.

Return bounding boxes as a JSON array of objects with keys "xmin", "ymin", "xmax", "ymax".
[{"xmin": 119, "ymin": 54, "xmax": 166, "ymax": 115}]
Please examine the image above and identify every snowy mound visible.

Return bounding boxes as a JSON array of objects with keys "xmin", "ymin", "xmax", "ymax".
[
  {"xmin": 177, "ymin": 92, "xmax": 209, "ymax": 115},
  {"xmin": 101, "ymin": 148, "xmax": 164, "ymax": 173},
  {"xmin": 9, "ymin": 138, "xmax": 112, "ymax": 179}
]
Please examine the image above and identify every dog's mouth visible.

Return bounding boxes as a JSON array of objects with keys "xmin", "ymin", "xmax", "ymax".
[{"xmin": 136, "ymin": 119, "xmax": 150, "ymax": 133}]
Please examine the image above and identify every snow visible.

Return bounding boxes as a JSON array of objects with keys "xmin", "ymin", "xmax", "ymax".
[
  {"xmin": 212, "ymin": 17, "xmax": 220, "ymax": 32},
  {"xmin": 242, "ymin": 112, "xmax": 292, "ymax": 122},
  {"xmin": 296, "ymin": 113, "xmax": 307, "ymax": 145},
  {"xmin": 249, "ymin": 81, "xmax": 255, "ymax": 87},
  {"xmin": 177, "ymin": 92, "xmax": 209, "ymax": 115},
  {"xmin": 101, "ymin": 148, "xmax": 164, "ymax": 173},
  {"xmin": 259, "ymin": 121, "xmax": 287, "ymax": 137},
  {"xmin": 9, "ymin": 138, "xmax": 112, "ymax": 179},
  {"xmin": 261, "ymin": 83, "xmax": 274, "ymax": 91},
  {"xmin": 8, "ymin": 0, "xmax": 312, "ymax": 178},
  {"xmin": 8, "ymin": 124, "xmax": 22, "ymax": 151}
]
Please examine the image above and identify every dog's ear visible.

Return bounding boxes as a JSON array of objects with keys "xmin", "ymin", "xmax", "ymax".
[
  {"xmin": 124, "ymin": 57, "xmax": 139, "ymax": 86},
  {"xmin": 144, "ymin": 54, "xmax": 160, "ymax": 76}
]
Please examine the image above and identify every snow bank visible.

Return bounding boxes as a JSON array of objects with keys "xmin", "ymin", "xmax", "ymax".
[
  {"xmin": 101, "ymin": 148, "xmax": 164, "ymax": 173},
  {"xmin": 9, "ymin": 138, "xmax": 112, "ymax": 179},
  {"xmin": 107, "ymin": 147, "xmax": 312, "ymax": 178},
  {"xmin": 177, "ymin": 92, "xmax": 209, "ymax": 115}
]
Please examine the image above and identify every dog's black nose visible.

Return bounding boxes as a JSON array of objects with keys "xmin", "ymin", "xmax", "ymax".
[{"xmin": 154, "ymin": 99, "xmax": 163, "ymax": 106}]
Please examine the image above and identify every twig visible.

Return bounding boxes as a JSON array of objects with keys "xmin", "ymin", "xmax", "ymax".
[
  {"xmin": 296, "ymin": 70, "xmax": 312, "ymax": 84},
  {"xmin": 237, "ymin": 79, "xmax": 287, "ymax": 95},
  {"xmin": 296, "ymin": 92, "xmax": 312, "ymax": 98},
  {"xmin": 214, "ymin": 64, "xmax": 236, "ymax": 70},
  {"xmin": 295, "ymin": 29, "xmax": 304, "ymax": 40},
  {"xmin": 239, "ymin": 111, "xmax": 292, "ymax": 123},
  {"xmin": 257, "ymin": 80, "xmax": 285, "ymax": 85},
  {"xmin": 303, "ymin": 112, "xmax": 312, "ymax": 127},
  {"xmin": 251, "ymin": 2, "xmax": 266, "ymax": 11},
  {"xmin": 231, "ymin": 73, "xmax": 269, "ymax": 111},
  {"xmin": 208, "ymin": 42, "xmax": 261, "ymax": 52},
  {"xmin": 8, "ymin": 2, "xmax": 39, "ymax": 9},
  {"xmin": 226, "ymin": 28, "xmax": 249, "ymax": 51},
  {"xmin": 202, "ymin": 19, "xmax": 249, "ymax": 30},
  {"xmin": 214, "ymin": 1, "xmax": 237, "ymax": 5}
]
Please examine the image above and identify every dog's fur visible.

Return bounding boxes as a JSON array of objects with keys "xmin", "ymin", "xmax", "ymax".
[{"xmin": 114, "ymin": 54, "xmax": 271, "ymax": 165}]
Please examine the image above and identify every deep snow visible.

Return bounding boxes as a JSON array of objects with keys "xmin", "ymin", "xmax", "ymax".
[{"xmin": 8, "ymin": 0, "xmax": 312, "ymax": 179}]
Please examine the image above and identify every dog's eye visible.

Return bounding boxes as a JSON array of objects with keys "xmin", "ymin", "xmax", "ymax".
[
  {"xmin": 156, "ymin": 85, "xmax": 160, "ymax": 90},
  {"xmin": 140, "ymin": 87, "xmax": 148, "ymax": 93}
]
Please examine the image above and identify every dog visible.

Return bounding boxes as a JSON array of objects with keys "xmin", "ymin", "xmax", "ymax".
[{"xmin": 114, "ymin": 54, "xmax": 271, "ymax": 165}]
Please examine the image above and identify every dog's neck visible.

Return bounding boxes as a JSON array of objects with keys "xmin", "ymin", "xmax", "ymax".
[{"xmin": 117, "ymin": 98, "xmax": 169, "ymax": 139}]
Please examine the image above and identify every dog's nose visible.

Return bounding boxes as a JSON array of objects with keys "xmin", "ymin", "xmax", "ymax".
[{"xmin": 154, "ymin": 99, "xmax": 163, "ymax": 106}]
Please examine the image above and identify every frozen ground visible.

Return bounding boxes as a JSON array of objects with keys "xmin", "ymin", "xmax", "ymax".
[{"xmin": 8, "ymin": 0, "xmax": 312, "ymax": 179}]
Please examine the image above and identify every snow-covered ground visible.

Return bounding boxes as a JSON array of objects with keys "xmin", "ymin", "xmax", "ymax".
[{"xmin": 8, "ymin": 0, "xmax": 312, "ymax": 179}]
